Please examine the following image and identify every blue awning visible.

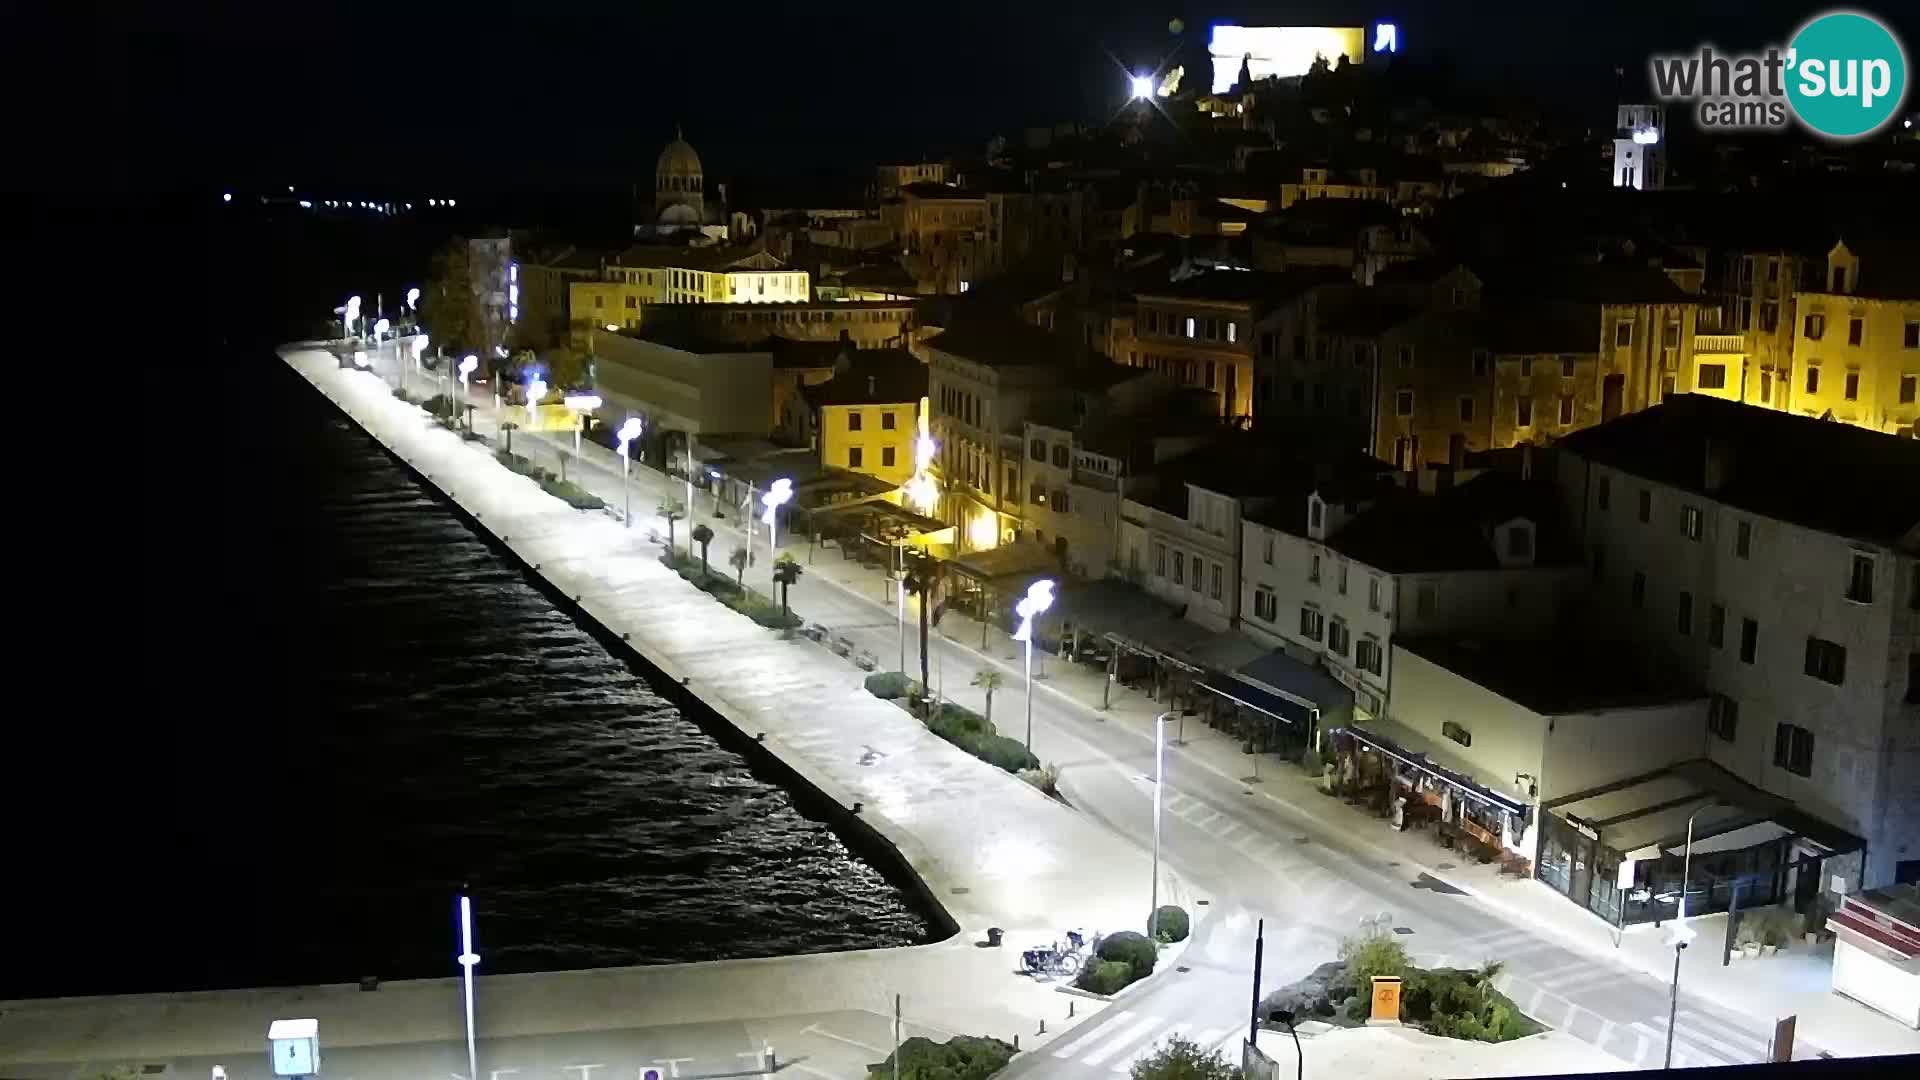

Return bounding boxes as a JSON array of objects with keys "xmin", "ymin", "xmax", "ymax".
[
  {"xmin": 1197, "ymin": 650, "xmax": 1356, "ymax": 728},
  {"xmin": 1336, "ymin": 721, "xmax": 1529, "ymax": 817}
]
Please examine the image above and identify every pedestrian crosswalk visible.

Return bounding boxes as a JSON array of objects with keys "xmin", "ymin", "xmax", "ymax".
[
  {"xmin": 1420, "ymin": 925, "xmax": 1819, "ymax": 1070},
  {"xmin": 1050, "ymin": 1011, "xmax": 1238, "ymax": 1075}
]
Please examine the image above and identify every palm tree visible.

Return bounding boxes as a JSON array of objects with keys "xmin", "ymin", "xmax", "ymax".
[
  {"xmin": 901, "ymin": 551, "xmax": 940, "ymax": 694},
  {"xmin": 729, "ymin": 545, "xmax": 749, "ymax": 586},
  {"xmin": 972, "ymin": 668, "xmax": 1004, "ymax": 725},
  {"xmin": 691, "ymin": 523, "xmax": 715, "ymax": 579},
  {"xmin": 772, "ymin": 553, "xmax": 803, "ymax": 620},
  {"xmin": 658, "ymin": 497, "xmax": 685, "ymax": 556},
  {"xmin": 500, "ymin": 419, "xmax": 518, "ymax": 455}
]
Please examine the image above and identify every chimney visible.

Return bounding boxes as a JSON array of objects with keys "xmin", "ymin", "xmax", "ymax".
[
  {"xmin": 1703, "ymin": 438, "xmax": 1735, "ymax": 493},
  {"xmin": 868, "ymin": 375, "xmax": 877, "ymax": 396}
]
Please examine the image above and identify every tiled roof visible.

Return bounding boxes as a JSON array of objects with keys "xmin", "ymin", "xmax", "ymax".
[
  {"xmin": 1557, "ymin": 393, "xmax": 1920, "ymax": 548},
  {"xmin": 800, "ymin": 351, "xmax": 927, "ymax": 407},
  {"xmin": 921, "ymin": 317, "xmax": 1080, "ymax": 368},
  {"xmin": 1325, "ymin": 472, "xmax": 1578, "ymax": 573},
  {"xmin": 1135, "ymin": 267, "xmax": 1344, "ymax": 306}
]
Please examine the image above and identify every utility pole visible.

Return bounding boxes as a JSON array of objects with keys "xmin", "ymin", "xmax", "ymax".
[{"xmin": 1250, "ymin": 918, "xmax": 1265, "ymax": 1047}]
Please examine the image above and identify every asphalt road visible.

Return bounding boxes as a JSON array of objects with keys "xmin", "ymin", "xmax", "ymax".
[{"xmin": 373, "ymin": 344, "xmax": 1801, "ymax": 1074}]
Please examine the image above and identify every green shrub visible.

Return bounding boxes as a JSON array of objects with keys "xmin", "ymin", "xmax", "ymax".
[
  {"xmin": 1127, "ymin": 1035, "xmax": 1240, "ymax": 1080},
  {"xmin": 1099, "ymin": 930, "xmax": 1158, "ymax": 981},
  {"xmin": 1151, "ymin": 905, "xmax": 1190, "ymax": 943},
  {"xmin": 1343, "ymin": 994, "xmax": 1369, "ymax": 1022},
  {"xmin": 975, "ymin": 734, "xmax": 1039, "ymax": 773},
  {"xmin": 1077, "ymin": 960, "xmax": 1135, "ymax": 996},
  {"xmin": 867, "ymin": 1035, "xmax": 1016, "ymax": 1080},
  {"xmin": 865, "ymin": 671, "xmax": 913, "ymax": 700},
  {"xmin": 1339, "ymin": 931, "xmax": 1409, "ymax": 987}
]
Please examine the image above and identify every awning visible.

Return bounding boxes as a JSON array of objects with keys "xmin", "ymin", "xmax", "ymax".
[
  {"xmin": 1663, "ymin": 820, "xmax": 1793, "ymax": 857},
  {"xmin": 1199, "ymin": 673, "xmax": 1311, "ymax": 726},
  {"xmin": 1199, "ymin": 650, "xmax": 1355, "ymax": 728},
  {"xmin": 1338, "ymin": 720, "xmax": 1530, "ymax": 817}
]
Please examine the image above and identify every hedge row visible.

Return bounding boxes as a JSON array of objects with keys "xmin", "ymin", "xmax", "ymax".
[{"xmin": 661, "ymin": 552, "xmax": 800, "ymax": 630}]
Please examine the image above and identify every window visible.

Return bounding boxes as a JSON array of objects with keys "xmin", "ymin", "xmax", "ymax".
[
  {"xmin": 1677, "ymin": 591, "xmax": 1693, "ymax": 636},
  {"xmin": 1053, "ymin": 489, "xmax": 1070, "ymax": 513},
  {"xmin": 1638, "ymin": 489, "xmax": 1652, "ymax": 524},
  {"xmin": 1442, "ymin": 721, "xmax": 1471, "ymax": 748},
  {"xmin": 882, "ymin": 411, "xmax": 896, "ymax": 431},
  {"xmin": 1029, "ymin": 438, "xmax": 1045, "ymax": 460},
  {"xmin": 1735, "ymin": 520, "xmax": 1752, "ymax": 558},
  {"xmin": 1760, "ymin": 371, "xmax": 1773, "ymax": 403},
  {"xmin": 1597, "ymin": 474, "xmax": 1611, "ymax": 510},
  {"xmin": 1327, "ymin": 619, "xmax": 1350, "ymax": 656},
  {"xmin": 1520, "ymin": 356, "xmax": 1534, "ymax": 377},
  {"xmin": 1804, "ymin": 313, "xmax": 1825, "ymax": 340},
  {"xmin": 1253, "ymin": 588, "xmax": 1277, "ymax": 621},
  {"xmin": 1805, "ymin": 636, "xmax": 1849, "ymax": 684},
  {"xmin": 1631, "ymin": 571, "xmax": 1646, "ymax": 608},
  {"xmin": 1507, "ymin": 525, "xmax": 1532, "ymax": 559},
  {"xmin": 1663, "ymin": 324, "xmax": 1681, "ymax": 349},
  {"xmin": 1209, "ymin": 563, "xmax": 1223, "ymax": 600},
  {"xmin": 1154, "ymin": 542, "xmax": 1167, "ymax": 577},
  {"xmin": 1416, "ymin": 583, "xmax": 1436, "ymax": 617},
  {"xmin": 1559, "ymin": 395, "xmax": 1574, "ymax": 424},
  {"xmin": 1697, "ymin": 363, "xmax": 1727, "ymax": 389},
  {"xmin": 1357, "ymin": 638, "xmax": 1383, "ymax": 675},
  {"xmin": 1708, "ymin": 603, "xmax": 1725, "ymax": 648},
  {"xmin": 1398, "ymin": 345, "xmax": 1415, "ymax": 368},
  {"xmin": 881, "ymin": 446, "xmax": 896, "ymax": 468},
  {"xmin": 1299, "ymin": 607, "xmax": 1325, "ymax": 642},
  {"xmin": 1458, "ymin": 396, "xmax": 1475, "ymax": 422},
  {"xmin": 1190, "ymin": 555, "xmax": 1202, "ymax": 592},
  {"xmin": 1806, "ymin": 366, "xmax": 1821, "ymax": 395},
  {"xmin": 1708, "ymin": 695, "xmax": 1738, "ymax": 742},
  {"xmin": 1395, "ymin": 390, "xmax": 1414, "ymax": 416},
  {"xmin": 1309, "ymin": 501, "xmax": 1324, "ymax": 530},
  {"xmin": 1848, "ymin": 317, "xmax": 1863, "ymax": 346},
  {"xmin": 1472, "ymin": 350, "xmax": 1489, "ymax": 376},
  {"xmin": 1185, "ymin": 316, "xmax": 1196, "ymax": 339},
  {"xmin": 1029, "ymin": 482, "xmax": 1045, "ymax": 505},
  {"xmin": 1516, "ymin": 396, "xmax": 1533, "ymax": 427},
  {"xmin": 1682, "ymin": 505, "xmax": 1703, "ymax": 541},
  {"xmin": 848, "ymin": 447, "xmax": 863, "ymax": 468},
  {"xmin": 1337, "ymin": 562, "xmax": 1349, "ymax": 594},
  {"xmin": 1368, "ymin": 577, "xmax": 1381, "ymax": 612},
  {"xmin": 1774, "ymin": 723, "xmax": 1814, "ymax": 777},
  {"xmin": 1906, "ymin": 321, "xmax": 1919, "ymax": 348},
  {"xmin": 1309, "ymin": 553, "xmax": 1322, "ymax": 584},
  {"xmin": 1562, "ymin": 356, "xmax": 1576, "ymax": 378},
  {"xmin": 1262, "ymin": 534, "xmax": 1275, "ymax": 565},
  {"xmin": 624, "ymin": 295, "xmax": 638, "ymax": 309},
  {"xmin": 1228, "ymin": 322, "xmax": 1238, "ymax": 344},
  {"xmin": 1740, "ymin": 617, "xmax": 1759, "ymax": 663},
  {"xmin": 1760, "ymin": 301, "xmax": 1778, "ymax": 331},
  {"xmin": 1844, "ymin": 371, "xmax": 1860, "ymax": 401},
  {"xmin": 1172, "ymin": 550, "xmax": 1184, "ymax": 584},
  {"xmin": 1615, "ymin": 322, "xmax": 1633, "ymax": 347},
  {"xmin": 1052, "ymin": 444, "xmax": 1070, "ymax": 467},
  {"xmin": 1901, "ymin": 375, "xmax": 1917, "ymax": 404},
  {"xmin": 1847, "ymin": 553, "xmax": 1874, "ymax": 603}
]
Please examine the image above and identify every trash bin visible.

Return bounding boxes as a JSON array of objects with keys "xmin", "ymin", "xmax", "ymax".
[{"xmin": 986, "ymin": 927, "xmax": 1004, "ymax": 947}]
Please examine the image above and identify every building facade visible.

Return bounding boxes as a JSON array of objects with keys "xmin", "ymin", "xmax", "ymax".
[{"xmin": 1789, "ymin": 242, "xmax": 1920, "ymax": 438}]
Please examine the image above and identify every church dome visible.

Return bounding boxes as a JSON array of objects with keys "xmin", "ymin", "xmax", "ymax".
[{"xmin": 657, "ymin": 129, "xmax": 702, "ymax": 179}]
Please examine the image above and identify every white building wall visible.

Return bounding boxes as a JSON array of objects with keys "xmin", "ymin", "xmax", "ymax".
[
  {"xmin": 1387, "ymin": 645, "xmax": 1551, "ymax": 798},
  {"xmin": 1541, "ymin": 700, "xmax": 1711, "ymax": 802},
  {"xmin": 1557, "ymin": 450, "xmax": 1920, "ymax": 887}
]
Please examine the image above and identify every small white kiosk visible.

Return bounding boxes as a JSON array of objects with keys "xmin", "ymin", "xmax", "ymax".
[{"xmin": 268, "ymin": 1018, "xmax": 321, "ymax": 1077}]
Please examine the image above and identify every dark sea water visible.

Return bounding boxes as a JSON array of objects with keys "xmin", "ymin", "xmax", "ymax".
[{"xmin": 10, "ymin": 205, "xmax": 930, "ymax": 1000}]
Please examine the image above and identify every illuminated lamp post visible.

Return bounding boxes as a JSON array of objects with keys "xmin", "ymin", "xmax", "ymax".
[
  {"xmin": 343, "ymin": 294, "xmax": 362, "ymax": 339},
  {"xmin": 563, "ymin": 393, "xmax": 602, "ymax": 464},
  {"xmin": 1149, "ymin": 711, "xmax": 1174, "ymax": 941},
  {"xmin": 616, "ymin": 417, "xmax": 644, "ymax": 527},
  {"xmin": 455, "ymin": 894, "xmax": 480, "ymax": 1080},
  {"xmin": 457, "ymin": 356, "xmax": 479, "ymax": 429},
  {"xmin": 760, "ymin": 478, "xmax": 794, "ymax": 576},
  {"xmin": 1663, "ymin": 803, "xmax": 1717, "ymax": 1069},
  {"xmin": 525, "ymin": 373, "xmax": 546, "ymax": 431},
  {"xmin": 1130, "ymin": 74, "xmax": 1155, "ymax": 99},
  {"xmin": 1011, "ymin": 578, "xmax": 1056, "ymax": 752}
]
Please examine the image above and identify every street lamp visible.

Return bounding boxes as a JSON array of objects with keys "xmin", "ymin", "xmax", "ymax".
[
  {"xmin": 406, "ymin": 286, "xmax": 420, "ymax": 317},
  {"xmin": 1149, "ymin": 710, "xmax": 1173, "ymax": 940},
  {"xmin": 563, "ymin": 394, "xmax": 601, "ymax": 459},
  {"xmin": 344, "ymin": 294, "xmax": 362, "ymax": 339},
  {"xmin": 1131, "ymin": 73, "xmax": 1155, "ymax": 99},
  {"xmin": 1012, "ymin": 579, "xmax": 1056, "ymax": 752},
  {"xmin": 1663, "ymin": 802, "xmax": 1717, "ymax": 1069},
  {"xmin": 525, "ymin": 374, "xmax": 546, "ymax": 430},
  {"xmin": 761, "ymin": 477, "xmax": 794, "ymax": 559},
  {"xmin": 373, "ymin": 317, "xmax": 390, "ymax": 342},
  {"xmin": 616, "ymin": 417, "xmax": 644, "ymax": 527},
  {"xmin": 456, "ymin": 894, "xmax": 480, "ymax": 1080},
  {"xmin": 412, "ymin": 334, "xmax": 429, "ymax": 376}
]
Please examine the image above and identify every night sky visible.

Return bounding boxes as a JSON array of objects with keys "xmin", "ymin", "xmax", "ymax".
[{"xmin": 43, "ymin": 1, "xmax": 1911, "ymax": 198}]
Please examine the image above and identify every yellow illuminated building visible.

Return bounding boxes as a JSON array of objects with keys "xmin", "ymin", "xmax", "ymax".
[
  {"xmin": 801, "ymin": 350, "xmax": 929, "ymax": 486},
  {"xmin": 569, "ymin": 246, "xmax": 809, "ymax": 338},
  {"xmin": 1788, "ymin": 242, "xmax": 1920, "ymax": 437}
]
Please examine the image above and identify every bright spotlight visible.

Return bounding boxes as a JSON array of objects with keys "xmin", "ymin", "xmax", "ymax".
[{"xmin": 1130, "ymin": 74, "xmax": 1155, "ymax": 99}]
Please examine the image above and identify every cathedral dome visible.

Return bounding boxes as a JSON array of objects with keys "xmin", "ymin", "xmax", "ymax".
[{"xmin": 657, "ymin": 128, "xmax": 703, "ymax": 180}]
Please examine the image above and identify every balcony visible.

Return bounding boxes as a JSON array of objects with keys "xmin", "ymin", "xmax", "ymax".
[{"xmin": 1693, "ymin": 333, "xmax": 1745, "ymax": 354}]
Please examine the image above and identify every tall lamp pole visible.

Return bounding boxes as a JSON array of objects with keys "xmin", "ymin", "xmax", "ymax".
[
  {"xmin": 456, "ymin": 894, "xmax": 480, "ymax": 1080},
  {"xmin": 760, "ymin": 478, "xmax": 793, "ymax": 577},
  {"xmin": 1149, "ymin": 711, "xmax": 1172, "ymax": 940},
  {"xmin": 1663, "ymin": 803, "xmax": 1715, "ymax": 1069},
  {"xmin": 1011, "ymin": 579, "xmax": 1056, "ymax": 752},
  {"xmin": 616, "ymin": 418, "xmax": 643, "ymax": 528}
]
